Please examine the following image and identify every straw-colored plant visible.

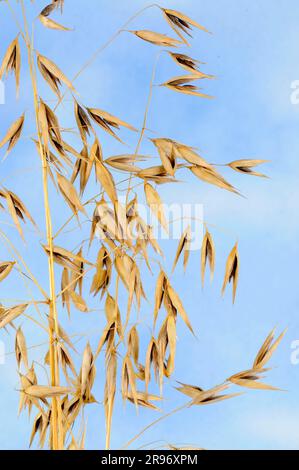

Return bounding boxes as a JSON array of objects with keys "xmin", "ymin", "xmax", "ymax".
[{"xmin": 0, "ymin": 0, "xmax": 284, "ymax": 450}]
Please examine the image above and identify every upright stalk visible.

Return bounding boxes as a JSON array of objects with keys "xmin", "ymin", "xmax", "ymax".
[{"xmin": 20, "ymin": 0, "xmax": 63, "ymax": 450}]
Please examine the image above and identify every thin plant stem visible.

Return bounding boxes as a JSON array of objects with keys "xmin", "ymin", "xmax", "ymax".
[
  {"xmin": 20, "ymin": 0, "xmax": 63, "ymax": 450},
  {"xmin": 104, "ymin": 273, "xmax": 120, "ymax": 450},
  {"xmin": 53, "ymin": 4, "xmax": 160, "ymax": 112},
  {"xmin": 0, "ymin": 229, "xmax": 48, "ymax": 299},
  {"xmin": 126, "ymin": 51, "xmax": 161, "ymax": 205},
  {"xmin": 122, "ymin": 402, "xmax": 190, "ymax": 449}
]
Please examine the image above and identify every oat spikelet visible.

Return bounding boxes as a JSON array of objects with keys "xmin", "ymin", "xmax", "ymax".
[
  {"xmin": 95, "ymin": 161, "xmax": 118, "ymax": 204},
  {"xmin": 37, "ymin": 53, "xmax": 75, "ymax": 97},
  {"xmin": 24, "ymin": 385, "xmax": 72, "ymax": 399},
  {"xmin": 168, "ymin": 52, "xmax": 209, "ymax": 75},
  {"xmin": 201, "ymin": 230, "xmax": 215, "ymax": 287},
  {"xmin": 161, "ymin": 8, "xmax": 210, "ymax": 45},
  {"xmin": 228, "ymin": 368, "xmax": 281, "ymax": 391},
  {"xmin": 222, "ymin": 243, "xmax": 239, "ymax": 303},
  {"xmin": 127, "ymin": 326, "xmax": 139, "ymax": 366},
  {"xmin": 2, "ymin": 189, "xmax": 36, "ymax": 240},
  {"xmin": 144, "ymin": 182, "xmax": 168, "ymax": 232},
  {"xmin": 39, "ymin": 4, "xmax": 72, "ymax": 31},
  {"xmin": 145, "ymin": 337, "xmax": 163, "ymax": 393},
  {"xmin": 130, "ymin": 30, "xmax": 181, "ymax": 47},
  {"xmin": 228, "ymin": 159, "xmax": 269, "ymax": 178},
  {"xmin": 57, "ymin": 173, "xmax": 86, "ymax": 216},
  {"xmin": 191, "ymin": 165, "xmax": 239, "ymax": 194},
  {"xmin": 0, "ymin": 113, "xmax": 25, "ymax": 159},
  {"xmin": 151, "ymin": 138, "xmax": 177, "ymax": 176},
  {"xmin": 61, "ymin": 268, "xmax": 71, "ymax": 317},
  {"xmin": 42, "ymin": 245, "xmax": 91, "ymax": 270},
  {"xmin": 0, "ymin": 36, "xmax": 21, "ymax": 97},
  {"xmin": 167, "ymin": 282, "xmax": 194, "ymax": 334},
  {"xmin": 87, "ymin": 107, "xmax": 137, "ymax": 142},
  {"xmin": 70, "ymin": 290, "xmax": 88, "ymax": 313},
  {"xmin": 162, "ymin": 75, "xmax": 213, "ymax": 98},
  {"xmin": 253, "ymin": 328, "xmax": 287, "ymax": 370},
  {"xmin": 105, "ymin": 154, "xmax": 145, "ymax": 173},
  {"xmin": 0, "ymin": 261, "xmax": 15, "ymax": 282},
  {"xmin": 15, "ymin": 327, "xmax": 29, "ymax": 370},
  {"xmin": 74, "ymin": 100, "xmax": 92, "ymax": 146},
  {"xmin": 154, "ymin": 270, "xmax": 168, "ymax": 324},
  {"xmin": 104, "ymin": 349, "xmax": 117, "ymax": 449},
  {"xmin": 80, "ymin": 342, "xmax": 96, "ymax": 403},
  {"xmin": 0, "ymin": 304, "xmax": 28, "ymax": 329},
  {"xmin": 172, "ymin": 226, "xmax": 191, "ymax": 273}
]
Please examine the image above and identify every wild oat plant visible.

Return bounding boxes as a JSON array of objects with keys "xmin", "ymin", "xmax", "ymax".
[{"xmin": 0, "ymin": 0, "xmax": 285, "ymax": 450}]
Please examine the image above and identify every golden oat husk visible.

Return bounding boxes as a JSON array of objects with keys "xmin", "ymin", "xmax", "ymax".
[
  {"xmin": 38, "ymin": 14, "xmax": 72, "ymax": 32},
  {"xmin": 222, "ymin": 243, "xmax": 239, "ymax": 303},
  {"xmin": 105, "ymin": 155, "xmax": 145, "ymax": 173},
  {"xmin": 0, "ymin": 261, "xmax": 15, "ymax": 282},
  {"xmin": 0, "ymin": 36, "xmax": 21, "ymax": 97},
  {"xmin": 137, "ymin": 165, "xmax": 177, "ymax": 184},
  {"xmin": 74, "ymin": 100, "xmax": 92, "ymax": 146},
  {"xmin": 37, "ymin": 53, "xmax": 75, "ymax": 97},
  {"xmin": 162, "ymin": 75, "xmax": 213, "ymax": 98},
  {"xmin": 87, "ymin": 107, "xmax": 137, "ymax": 142},
  {"xmin": 191, "ymin": 165, "xmax": 239, "ymax": 194},
  {"xmin": 167, "ymin": 282, "xmax": 194, "ymax": 334},
  {"xmin": 38, "ymin": 98, "xmax": 62, "ymax": 156},
  {"xmin": 40, "ymin": 4, "xmax": 57, "ymax": 17},
  {"xmin": 121, "ymin": 355, "xmax": 138, "ymax": 408},
  {"xmin": 127, "ymin": 326, "xmax": 139, "ymax": 366},
  {"xmin": 95, "ymin": 161, "xmax": 118, "ymax": 204},
  {"xmin": 165, "ymin": 314, "xmax": 177, "ymax": 378},
  {"xmin": 173, "ymin": 141, "xmax": 212, "ymax": 168},
  {"xmin": 61, "ymin": 268, "xmax": 71, "ymax": 317},
  {"xmin": 42, "ymin": 245, "xmax": 92, "ymax": 270},
  {"xmin": 80, "ymin": 342, "xmax": 95, "ymax": 401},
  {"xmin": 0, "ymin": 113, "xmax": 25, "ymax": 159},
  {"xmin": 228, "ymin": 159, "xmax": 269, "ymax": 177},
  {"xmin": 145, "ymin": 337, "xmax": 163, "ymax": 393},
  {"xmin": 105, "ymin": 293, "xmax": 122, "ymax": 337},
  {"xmin": 4, "ymin": 193, "xmax": 23, "ymax": 239},
  {"xmin": 253, "ymin": 329, "xmax": 287, "ymax": 370},
  {"xmin": 0, "ymin": 303, "xmax": 28, "ymax": 329},
  {"xmin": 201, "ymin": 230, "xmax": 215, "ymax": 287},
  {"xmin": 104, "ymin": 349, "xmax": 117, "ymax": 449},
  {"xmin": 70, "ymin": 290, "xmax": 88, "ymax": 313},
  {"xmin": 15, "ymin": 327, "xmax": 29, "ymax": 370},
  {"xmin": 90, "ymin": 246, "xmax": 111, "ymax": 297},
  {"xmin": 172, "ymin": 226, "xmax": 191, "ymax": 273},
  {"xmin": 154, "ymin": 270, "xmax": 168, "ymax": 324},
  {"xmin": 131, "ymin": 30, "xmax": 181, "ymax": 47},
  {"xmin": 70, "ymin": 248, "xmax": 84, "ymax": 295},
  {"xmin": 168, "ymin": 52, "xmax": 209, "ymax": 75},
  {"xmin": 126, "ymin": 392, "xmax": 161, "ymax": 411},
  {"xmin": 162, "ymin": 8, "xmax": 210, "ymax": 45},
  {"xmin": 2, "ymin": 189, "xmax": 36, "ymax": 241},
  {"xmin": 228, "ymin": 369, "xmax": 281, "ymax": 391},
  {"xmin": 144, "ymin": 182, "xmax": 168, "ymax": 232},
  {"xmin": 71, "ymin": 146, "xmax": 94, "ymax": 195},
  {"xmin": 151, "ymin": 139, "xmax": 177, "ymax": 176},
  {"xmin": 58, "ymin": 343, "xmax": 77, "ymax": 379},
  {"xmin": 57, "ymin": 172, "xmax": 86, "ymax": 216},
  {"xmin": 30, "ymin": 411, "xmax": 49, "ymax": 448},
  {"xmin": 25, "ymin": 385, "xmax": 72, "ymax": 399}
]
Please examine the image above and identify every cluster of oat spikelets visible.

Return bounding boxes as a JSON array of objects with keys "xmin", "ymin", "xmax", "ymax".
[{"xmin": 0, "ymin": 0, "xmax": 283, "ymax": 450}]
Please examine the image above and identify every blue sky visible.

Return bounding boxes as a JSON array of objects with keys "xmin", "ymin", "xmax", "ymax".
[{"xmin": 0, "ymin": 0, "xmax": 299, "ymax": 450}]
